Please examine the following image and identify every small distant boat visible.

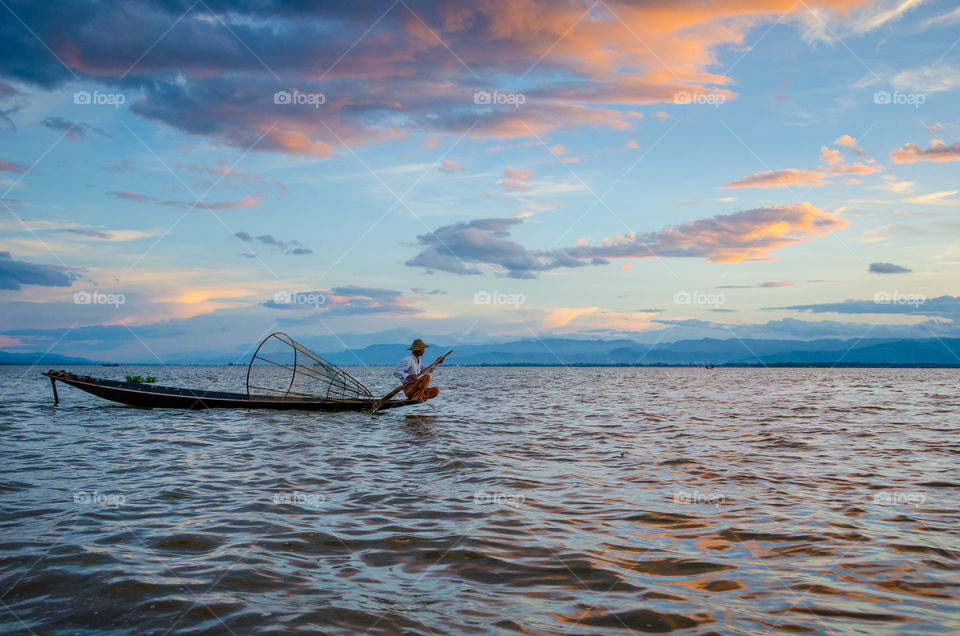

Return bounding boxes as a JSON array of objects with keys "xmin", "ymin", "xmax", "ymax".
[
  {"xmin": 43, "ymin": 333, "xmax": 423, "ymax": 412},
  {"xmin": 101, "ymin": 363, "xmax": 119, "ymax": 367}
]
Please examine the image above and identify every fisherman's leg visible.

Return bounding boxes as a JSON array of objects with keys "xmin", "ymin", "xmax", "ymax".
[
  {"xmin": 415, "ymin": 374, "xmax": 438, "ymax": 400},
  {"xmin": 402, "ymin": 374, "xmax": 431, "ymax": 400}
]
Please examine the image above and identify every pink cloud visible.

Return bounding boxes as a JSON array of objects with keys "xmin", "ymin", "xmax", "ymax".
[
  {"xmin": 890, "ymin": 139, "xmax": 960, "ymax": 163},
  {"xmin": 439, "ymin": 160, "xmax": 464, "ymax": 173},
  {"xmin": 503, "ymin": 166, "xmax": 534, "ymax": 180},
  {"xmin": 108, "ymin": 191, "xmax": 260, "ymax": 211},
  {"xmin": 0, "ymin": 159, "xmax": 28, "ymax": 174}
]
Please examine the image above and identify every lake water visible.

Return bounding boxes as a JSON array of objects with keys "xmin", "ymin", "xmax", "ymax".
[{"xmin": 1, "ymin": 365, "xmax": 958, "ymax": 634}]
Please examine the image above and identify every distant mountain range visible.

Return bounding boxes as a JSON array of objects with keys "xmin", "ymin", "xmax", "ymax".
[
  {"xmin": 0, "ymin": 351, "xmax": 103, "ymax": 365},
  {"xmin": 320, "ymin": 337, "xmax": 960, "ymax": 366},
  {"xmin": 4, "ymin": 337, "xmax": 959, "ymax": 366}
]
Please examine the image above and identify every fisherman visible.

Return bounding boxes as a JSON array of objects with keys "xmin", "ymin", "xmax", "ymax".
[{"xmin": 393, "ymin": 338, "xmax": 441, "ymax": 402}]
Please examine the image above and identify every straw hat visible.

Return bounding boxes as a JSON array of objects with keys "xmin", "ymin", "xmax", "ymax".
[{"xmin": 408, "ymin": 338, "xmax": 430, "ymax": 351}]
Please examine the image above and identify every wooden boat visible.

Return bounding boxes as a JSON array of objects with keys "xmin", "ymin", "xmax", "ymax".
[
  {"xmin": 41, "ymin": 333, "xmax": 434, "ymax": 412},
  {"xmin": 43, "ymin": 370, "xmax": 420, "ymax": 411}
]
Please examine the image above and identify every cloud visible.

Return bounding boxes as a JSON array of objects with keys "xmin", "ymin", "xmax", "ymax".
[
  {"xmin": 759, "ymin": 281, "xmax": 794, "ymax": 287},
  {"xmin": 405, "ymin": 217, "xmax": 587, "ymax": 278},
  {"xmin": 566, "ymin": 203, "xmax": 849, "ymax": 264},
  {"xmin": 908, "ymin": 190, "xmax": 958, "ymax": 205},
  {"xmin": 102, "ymin": 158, "xmax": 136, "ymax": 173},
  {"xmin": 890, "ymin": 64, "xmax": 960, "ymax": 94},
  {"xmin": 0, "ymin": 159, "xmax": 27, "ymax": 174},
  {"xmin": 721, "ymin": 163, "xmax": 880, "ymax": 188},
  {"xmin": 0, "ymin": 251, "xmax": 76, "ymax": 290},
  {"xmin": 0, "ymin": 0, "xmax": 871, "ymax": 156},
  {"xmin": 920, "ymin": 6, "xmax": 960, "ymax": 29},
  {"xmin": 800, "ymin": 0, "xmax": 927, "ymax": 42},
  {"xmin": 263, "ymin": 285, "xmax": 422, "ymax": 316},
  {"xmin": 235, "ymin": 231, "xmax": 312, "ymax": 255},
  {"xmin": 666, "ymin": 316, "xmax": 960, "ymax": 340},
  {"xmin": 499, "ymin": 165, "xmax": 534, "ymax": 191},
  {"xmin": 723, "ymin": 137, "xmax": 879, "ymax": 189},
  {"xmin": 40, "ymin": 116, "xmax": 108, "ymax": 141},
  {"xmin": 833, "ymin": 134, "xmax": 865, "ymax": 157},
  {"xmin": 820, "ymin": 146, "xmax": 843, "ymax": 165},
  {"xmin": 109, "ymin": 190, "xmax": 260, "ymax": 211},
  {"xmin": 171, "ymin": 161, "xmax": 266, "ymax": 188},
  {"xmin": 408, "ymin": 203, "xmax": 848, "ymax": 277},
  {"xmin": 503, "ymin": 166, "xmax": 534, "ymax": 181},
  {"xmin": 770, "ymin": 295, "xmax": 960, "ymax": 318},
  {"xmin": 869, "ymin": 262, "xmax": 912, "ymax": 274},
  {"xmin": 58, "ymin": 227, "xmax": 158, "ymax": 241},
  {"xmin": 439, "ymin": 160, "xmax": 463, "ymax": 174},
  {"xmin": 890, "ymin": 139, "xmax": 960, "ymax": 163}
]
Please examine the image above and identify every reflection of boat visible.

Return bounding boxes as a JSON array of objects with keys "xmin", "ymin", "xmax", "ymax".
[{"xmin": 43, "ymin": 333, "xmax": 421, "ymax": 412}]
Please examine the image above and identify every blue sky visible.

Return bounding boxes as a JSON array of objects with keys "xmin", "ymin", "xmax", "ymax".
[{"xmin": 1, "ymin": 0, "xmax": 958, "ymax": 361}]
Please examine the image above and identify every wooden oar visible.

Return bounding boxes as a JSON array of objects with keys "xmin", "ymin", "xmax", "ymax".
[{"xmin": 369, "ymin": 350, "xmax": 452, "ymax": 414}]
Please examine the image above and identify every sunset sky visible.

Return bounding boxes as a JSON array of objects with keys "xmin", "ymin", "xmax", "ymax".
[{"xmin": 1, "ymin": 0, "xmax": 959, "ymax": 361}]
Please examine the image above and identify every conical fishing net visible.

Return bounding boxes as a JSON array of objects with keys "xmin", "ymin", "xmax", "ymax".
[{"xmin": 246, "ymin": 332, "xmax": 373, "ymax": 401}]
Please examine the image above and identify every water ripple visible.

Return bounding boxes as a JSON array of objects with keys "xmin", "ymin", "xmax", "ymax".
[{"xmin": 1, "ymin": 366, "xmax": 959, "ymax": 634}]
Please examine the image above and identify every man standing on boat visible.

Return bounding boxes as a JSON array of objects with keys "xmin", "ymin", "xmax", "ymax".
[{"xmin": 393, "ymin": 339, "xmax": 440, "ymax": 402}]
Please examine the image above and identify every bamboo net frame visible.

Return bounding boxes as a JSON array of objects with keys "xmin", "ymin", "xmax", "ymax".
[{"xmin": 246, "ymin": 332, "xmax": 374, "ymax": 401}]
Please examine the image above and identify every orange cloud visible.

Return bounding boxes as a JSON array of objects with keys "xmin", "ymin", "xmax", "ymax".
[
  {"xmin": 263, "ymin": 128, "xmax": 336, "ymax": 158},
  {"xmin": 567, "ymin": 203, "xmax": 849, "ymax": 263},
  {"xmin": 44, "ymin": 0, "xmax": 874, "ymax": 158},
  {"xmin": 721, "ymin": 162, "xmax": 880, "ymax": 188},
  {"xmin": 889, "ymin": 139, "xmax": 960, "ymax": 163},
  {"xmin": 820, "ymin": 146, "xmax": 843, "ymax": 165},
  {"xmin": 833, "ymin": 134, "xmax": 865, "ymax": 156}
]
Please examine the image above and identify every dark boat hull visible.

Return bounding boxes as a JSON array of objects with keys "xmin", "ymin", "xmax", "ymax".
[{"xmin": 43, "ymin": 372, "xmax": 418, "ymax": 412}]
